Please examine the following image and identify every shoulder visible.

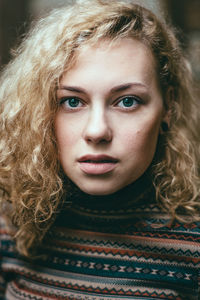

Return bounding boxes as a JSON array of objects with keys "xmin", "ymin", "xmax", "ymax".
[
  {"xmin": 139, "ymin": 204, "xmax": 200, "ymax": 237},
  {"xmin": 123, "ymin": 204, "xmax": 200, "ymax": 259}
]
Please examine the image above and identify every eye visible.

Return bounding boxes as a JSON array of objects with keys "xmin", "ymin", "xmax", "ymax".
[
  {"xmin": 60, "ymin": 97, "xmax": 83, "ymax": 109},
  {"xmin": 117, "ymin": 96, "xmax": 141, "ymax": 109}
]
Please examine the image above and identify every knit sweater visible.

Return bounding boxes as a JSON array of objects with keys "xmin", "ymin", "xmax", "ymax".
[{"xmin": 1, "ymin": 181, "xmax": 200, "ymax": 299}]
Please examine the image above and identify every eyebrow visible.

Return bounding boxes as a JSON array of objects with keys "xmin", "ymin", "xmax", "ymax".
[
  {"xmin": 58, "ymin": 85, "xmax": 86, "ymax": 93},
  {"xmin": 58, "ymin": 82, "xmax": 147, "ymax": 94},
  {"xmin": 110, "ymin": 82, "xmax": 147, "ymax": 93}
]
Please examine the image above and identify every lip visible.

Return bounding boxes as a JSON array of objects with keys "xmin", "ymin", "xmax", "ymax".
[{"xmin": 78, "ymin": 154, "xmax": 118, "ymax": 175}]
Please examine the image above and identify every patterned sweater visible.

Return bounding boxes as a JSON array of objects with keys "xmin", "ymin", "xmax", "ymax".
[{"xmin": 0, "ymin": 182, "xmax": 200, "ymax": 299}]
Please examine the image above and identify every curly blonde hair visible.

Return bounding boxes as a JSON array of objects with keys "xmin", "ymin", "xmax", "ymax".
[{"xmin": 0, "ymin": 0, "xmax": 199, "ymax": 257}]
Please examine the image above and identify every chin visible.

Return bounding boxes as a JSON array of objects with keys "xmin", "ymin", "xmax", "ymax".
[
  {"xmin": 76, "ymin": 180, "xmax": 129, "ymax": 196},
  {"xmin": 87, "ymin": 190, "xmax": 115, "ymax": 196},
  {"xmin": 77, "ymin": 183, "xmax": 120, "ymax": 196},
  {"xmin": 82, "ymin": 188, "xmax": 117, "ymax": 196}
]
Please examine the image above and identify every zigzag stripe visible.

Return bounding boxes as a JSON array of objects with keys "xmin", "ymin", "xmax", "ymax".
[
  {"xmin": 3, "ymin": 257, "xmax": 197, "ymax": 288},
  {"xmin": 130, "ymin": 231, "xmax": 200, "ymax": 241},
  {"xmin": 8, "ymin": 281, "xmax": 58, "ymax": 300},
  {"xmin": 50, "ymin": 227, "xmax": 200, "ymax": 243},
  {"xmin": 48, "ymin": 244, "xmax": 200, "ymax": 260},
  {"xmin": 8, "ymin": 280, "xmax": 191, "ymax": 300},
  {"xmin": 50, "ymin": 225, "xmax": 200, "ymax": 241},
  {"xmin": 1, "ymin": 213, "xmax": 200, "ymax": 299},
  {"xmin": 2, "ymin": 256, "xmax": 198, "ymax": 299},
  {"xmin": 43, "ymin": 241, "xmax": 200, "ymax": 267},
  {"xmin": 45, "ymin": 233, "xmax": 200, "ymax": 258}
]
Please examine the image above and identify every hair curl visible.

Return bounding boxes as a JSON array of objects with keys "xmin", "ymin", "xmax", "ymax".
[{"xmin": 0, "ymin": 0, "xmax": 200, "ymax": 257}]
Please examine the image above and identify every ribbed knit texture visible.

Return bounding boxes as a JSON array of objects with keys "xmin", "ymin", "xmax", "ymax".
[{"xmin": 1, "ymin": 179, "xmax": 200, "ymax": 299}]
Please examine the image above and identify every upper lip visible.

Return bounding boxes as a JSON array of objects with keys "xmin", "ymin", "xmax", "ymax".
[{"xmin": 78, "ymin": 154, "xmax": 119, "ymax": 163}]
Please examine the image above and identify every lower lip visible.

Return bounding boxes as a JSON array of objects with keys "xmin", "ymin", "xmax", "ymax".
[{"xmin": 78, "ymin": 162, "xmax": 117, "ymax": 175}]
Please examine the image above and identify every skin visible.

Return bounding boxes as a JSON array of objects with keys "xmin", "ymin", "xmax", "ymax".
[{"xmin": 55, "ymin": 38, "xmax": 167, "ymax": 195}]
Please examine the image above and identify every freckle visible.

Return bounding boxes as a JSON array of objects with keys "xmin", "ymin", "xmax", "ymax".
[{"xmin": 135, "ymin": 130, "xmax": 141, "ymax": 135}]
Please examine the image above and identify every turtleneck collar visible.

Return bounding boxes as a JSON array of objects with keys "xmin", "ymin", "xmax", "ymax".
[
  {"xmin": 62, "ymin": 172, "xmax": 155, "ymax": 214},
  {"xmin": 55, "ymin": 173, "xmax": 157, "ymax": 231}
]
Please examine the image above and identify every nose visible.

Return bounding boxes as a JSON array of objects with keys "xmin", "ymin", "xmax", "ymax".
[{"xmin": 83, "ymin": 107, "xmax": 112, "ymax": 144}]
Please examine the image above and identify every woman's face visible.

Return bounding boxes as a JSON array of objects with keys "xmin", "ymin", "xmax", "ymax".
[{"xmin": 55, "ymin": 38, "xmax": 166, "ymax": 195}]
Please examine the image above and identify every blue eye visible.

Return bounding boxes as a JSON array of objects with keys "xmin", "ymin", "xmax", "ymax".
[
  {"xmin": 117, "ymin": 96, "xmax": 141, "ymax": 109},
  {"xmin": 60, "ymin": 97, "xmax": 82, "ymax": 109}
]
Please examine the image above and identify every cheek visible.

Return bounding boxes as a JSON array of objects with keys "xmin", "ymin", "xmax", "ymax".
[
  {"xmin": 120, "ymin": 118, "xmax": 161, "ymax": 157},
  {"xmin": 55, "ymin": 116, "xmax": 80, "ymax": 149}
]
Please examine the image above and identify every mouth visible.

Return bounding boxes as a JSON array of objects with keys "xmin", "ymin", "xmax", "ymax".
[{"xmin": 78, "ymin": 155, "xmax": 118, "ymax": 175}]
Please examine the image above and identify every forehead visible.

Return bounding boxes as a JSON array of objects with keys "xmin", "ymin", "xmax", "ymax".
[
  {"xmin": 76, "ymin": 38, "xmax": 155, "ymax": 65},
  {"xmin": 61, "ymin": 38, "xmax": 159, "ymax": 89}
]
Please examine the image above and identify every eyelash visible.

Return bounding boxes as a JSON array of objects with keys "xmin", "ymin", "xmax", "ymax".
[
  {"xmin": 59, "ymin": 95, "xmax": 143, "ymax": 111},
  {"xmin": 60, "ymin": 97, "xmax": 84, "ymax": 109},
  {"xmin": 115, "ymin": 95, "xmax": 142, "ymax": 110}
]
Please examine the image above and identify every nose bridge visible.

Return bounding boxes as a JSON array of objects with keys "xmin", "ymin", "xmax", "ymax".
[{"xmin": 83, "ymin": 102, "xmax": 112, "ymax": 143}]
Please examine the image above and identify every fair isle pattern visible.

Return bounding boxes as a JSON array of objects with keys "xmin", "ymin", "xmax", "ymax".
[{"xmin": 1, "ymin": 199, "xmax": 200, "ymax": 299}]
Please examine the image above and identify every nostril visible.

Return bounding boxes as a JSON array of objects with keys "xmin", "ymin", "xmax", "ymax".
[{"xmin": 85, "ymin": 134, "xmax": 112, "ymax": 144}]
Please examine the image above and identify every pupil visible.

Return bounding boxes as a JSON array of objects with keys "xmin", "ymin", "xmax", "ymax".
[
  {"xmin": 123, "ymin": 97, "xmax": 133, "ymax": 107},
  {"xmin": 69, "ymin": 98, "xmax": 79, "ymax": 107}
]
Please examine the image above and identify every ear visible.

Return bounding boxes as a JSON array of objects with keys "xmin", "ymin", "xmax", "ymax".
[
  {"xmin": 160, "ymin": 112, "xmax": 170, "ymax": 134},
  {"xmin": 162, "ymin": 111, "xmax": 171, "ymax": 129},
  {"xmin": 159, "ymin": 87, "xmax": 173, "ymax": 134},
  {"xmin": 162, "ymin": 87, "xmax": 174, "ymax": 127}
]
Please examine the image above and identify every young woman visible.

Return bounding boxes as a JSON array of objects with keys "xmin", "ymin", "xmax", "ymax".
[{"xmin": 0, "ymin": 0, "xmax": 200, "ymax": 299}]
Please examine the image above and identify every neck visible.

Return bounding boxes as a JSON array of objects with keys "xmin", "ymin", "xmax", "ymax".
[
  {"xmin": 63, "ymin": 172, "xmax": 154, "ymax": 211},
  {"xmin": 56, "ymin": 173, "xmax": 156, "ymax": 230}
]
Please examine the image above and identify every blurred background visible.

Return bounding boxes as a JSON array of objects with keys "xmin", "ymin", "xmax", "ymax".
[{"xmin": 0, "ymin": 0, "xmax": 200, "ymax": 85}]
